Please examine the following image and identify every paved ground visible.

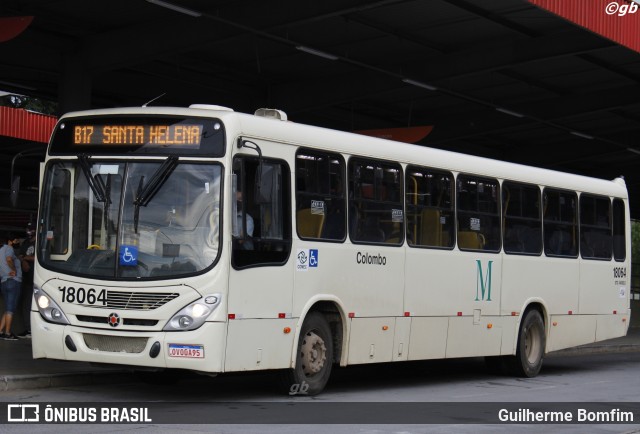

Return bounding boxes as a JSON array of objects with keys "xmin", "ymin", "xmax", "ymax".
[{"xmin": 1, "ymin": 326, "xmax": 639, "ymax": 392}]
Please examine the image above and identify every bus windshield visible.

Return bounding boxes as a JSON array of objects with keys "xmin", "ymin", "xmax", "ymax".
[{"xmin": 38, "ymin": 159, "xmax": 222, "ymax": 279}]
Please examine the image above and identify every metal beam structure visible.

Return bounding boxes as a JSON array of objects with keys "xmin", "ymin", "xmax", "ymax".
[{"xmin": 0, "ymin": 0, "xmax": 639, "ymax": 215}]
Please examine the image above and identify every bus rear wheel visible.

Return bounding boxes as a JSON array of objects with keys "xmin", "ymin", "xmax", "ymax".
[
  {"xmin": 511, "ymin": 309, "xmax": 546, "ymax": 377},
  {"xmin": 279, "ymin": 312, "xmax": 333, "ymax": 396},
  {"xmin": 486, "ymin": 309, "xmax": 545, "ymax": 377}
]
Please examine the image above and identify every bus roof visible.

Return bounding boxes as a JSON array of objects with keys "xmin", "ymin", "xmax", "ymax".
[{"xmin": 59, "ymin": 105, "xmax": 628, "ymax": 199}]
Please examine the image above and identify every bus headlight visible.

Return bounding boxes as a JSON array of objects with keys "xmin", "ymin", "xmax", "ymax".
[
  {"xmin": 34, "ymin": 286, "xmax": 70, "ymax": 325},
  {"xmin": 163, "ymin": 294, "xmax": 221, "ymax": 331}
]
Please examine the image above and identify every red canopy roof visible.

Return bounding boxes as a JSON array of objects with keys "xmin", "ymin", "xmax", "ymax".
[
  {"xmin": 0, "ymin": 106, "xmax": 57, "ymax": 143},
  {"xmin": 530, "ymin": 0, "xmax": 640, "ymax": 53}
]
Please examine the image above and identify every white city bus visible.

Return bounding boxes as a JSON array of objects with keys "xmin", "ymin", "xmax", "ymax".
[{"xmin": 31, "ymin": 104, "xmax": 630, "ymax": 395}]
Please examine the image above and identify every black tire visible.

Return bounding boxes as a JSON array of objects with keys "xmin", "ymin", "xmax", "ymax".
[
  {"xmin": 507, "ymin": 309, "xmax": 546, "ymax": 377},
  {"xmin": 279, "ymin": 312, "xmax": 333, "ymax": 396}
]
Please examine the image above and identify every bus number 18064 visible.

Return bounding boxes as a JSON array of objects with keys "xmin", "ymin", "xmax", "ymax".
[
  {"xmin": 58, "ymin": 286, "xmax": 107, "ymax": 306},
  {"xmin": 614, "ymin": 267, "xmax": 627, "ymax": 279}
]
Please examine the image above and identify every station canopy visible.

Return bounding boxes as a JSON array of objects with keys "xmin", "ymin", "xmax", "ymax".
[{"xmin": 1, "ymin": 0, "xmax": 640, "ymax": 216}]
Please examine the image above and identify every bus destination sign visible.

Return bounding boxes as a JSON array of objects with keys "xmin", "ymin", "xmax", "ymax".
[
  {"xmin": 50, "ymin": 116, "xmax": 225, "ymax": 156},
  {"xmin": 72, "ymin": 124, "xmax": 203, "ymax": 146}
]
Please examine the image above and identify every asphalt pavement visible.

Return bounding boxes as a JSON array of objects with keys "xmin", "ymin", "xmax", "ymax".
[{"xmin": 1, "ymin": 326, "xmax": 639, "ymax": 392}]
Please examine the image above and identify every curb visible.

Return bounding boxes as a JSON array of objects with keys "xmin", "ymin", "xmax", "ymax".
[
  {"xmin": 0, "ymin": 371, "xmax": 134, "ymax": 392},
  {"xmin": 548, "ymin": 343, "xmax": 640, "ymax": 358}
]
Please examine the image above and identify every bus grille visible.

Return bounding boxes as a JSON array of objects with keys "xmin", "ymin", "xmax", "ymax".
[
  {"xmin": 83, "ymin": 334, "xmax": 148, "ymax": 354},
  {"xmin": 100, "ymin": 291, "xmax": 179, "ymax": 310},
  {"xmin": 76, "ymin": 315, "xmax": 158, "ymax": 327}
]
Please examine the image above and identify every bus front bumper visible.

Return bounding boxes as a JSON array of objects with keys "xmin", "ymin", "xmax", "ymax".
[{"xmin": 31, "ymin": 312, "xmax": 227, "ymax": 373}]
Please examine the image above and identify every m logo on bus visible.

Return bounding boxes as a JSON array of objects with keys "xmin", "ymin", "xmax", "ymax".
[{"xmin": 475, "ymin": 260, "xmax": 493, "ymax": 302}]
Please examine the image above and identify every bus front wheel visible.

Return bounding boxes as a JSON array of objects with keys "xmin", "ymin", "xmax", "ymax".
[{"xmin": 280, "ymin": 312, "xmax": 333, "ymax": 396}]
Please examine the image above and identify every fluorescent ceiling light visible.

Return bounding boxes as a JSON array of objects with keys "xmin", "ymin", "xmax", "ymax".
[
  {"xmin": 570, "ymin": 131, "xmax": 594, "ymax": 140},
  {"xmin": 295, "ymin": 46, "xmax": 339, "ymax": 61},
  {"xmin": 402, "ymin": 78, "xmax": 438, "ymax": 91},
  {"xmin": 495, "ymin": 107, "xmax": 524, "ymax": 118},
  {"xmin": 627, "ymin": 147, "xmax": 640, "ymax": 155},
  {"xmin": 146, "ymin": 0, "xmax": 202, "ymax": 17}
]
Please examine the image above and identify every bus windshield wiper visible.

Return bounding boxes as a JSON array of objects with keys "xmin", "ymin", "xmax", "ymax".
[
  {"xmin": 97, "ymin": 173, "xmax": 112, "ymax": 231},
  {"xmin": 78, "ymin": 155, "xmax": 113, "ymax": 235},
  {"xmin": 133, "ymin": 155, "xmax": 179, "ymax": 232},
  {"xmin": 77, "ymin": 154, "xmax": 105, "ymax": 202}
]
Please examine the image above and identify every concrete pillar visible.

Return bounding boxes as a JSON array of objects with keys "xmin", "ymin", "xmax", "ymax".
[{"xmin": 57, "ymin": 49, "xmax": 92, "ymax": 116}]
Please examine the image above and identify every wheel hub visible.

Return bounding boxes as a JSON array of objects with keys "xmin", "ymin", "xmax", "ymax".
[
  {"xmin": 300, "ymin": 330, "xmax": 327, "ymax": 376},
  {"xmin": 524, "ymin": 323, "xmax": 543, "ymax": 364}
]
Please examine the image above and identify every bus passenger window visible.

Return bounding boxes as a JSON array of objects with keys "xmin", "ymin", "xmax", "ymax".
[
  {"xmin": 543, "ymin": 189, "xmax": 578, "ymax": 258},
  {"xmin": 613, "ymin": 198, "xmax": 626, "ymax": 261},
  {"xmin": 456, "ymin": 175, "xmax": 500, "ymax": 252},
  {"xmin": 580, "ymin": 194, "xmax": 612, "ymax": 260},
  {"xmin": 502, "ymin": 182, "xmax": 542, "ymax": 255},
  {"xmin": 348, "ymin": 158, "xmax": 403, "ymax": 246},
  {"xmin": 295, "ymin": 149, "xmax": 346, "ymax": 241},
  {"xmin": 405, "ymin": 166, "xmax": 454, "ymax": 249}
]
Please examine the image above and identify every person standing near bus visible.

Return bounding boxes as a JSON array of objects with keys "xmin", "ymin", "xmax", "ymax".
[
  {"xmin": 235, "ymin": 190, "xmax": 254, "ymax": 249},
  {"xmin": 18, "ymin": 226, "xmax": 35, "ymax": 338},
  {"xmin": 0, "ymin": 234, "xmax": 23, "ymax": 340}
]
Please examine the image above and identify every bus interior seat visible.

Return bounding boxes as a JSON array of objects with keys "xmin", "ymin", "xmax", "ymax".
[
  {"xmin": 457, "ymin": 231, "xmax": 485, "ymax": 250},
  {"xmin": 360, "ymin": 184, "xmax": 374, "ymax": 199},
  {"xmin": 386, "ymin": 234, "xmax": 401, "ymax": 243},
  {"xmin": 420, "ymin": 208, "xmax": 442, "ymax": 246},
  {"xmin": 297, "ymin": 208, "xmax": 325, "ymax": 238}
]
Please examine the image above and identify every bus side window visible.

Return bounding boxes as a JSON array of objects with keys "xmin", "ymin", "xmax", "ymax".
[
  {"xmin": 232, "ymin": 155, "xmax": 291, "ymax": 269},
  {"xmin": 543, "ymin": 189, "xmax": 578, "ymax": 258},
  {"xmin": 295, "ymin": 149, "xmax": 346, "ymax": 241},
  {"xmin": 580, "ymin": 194, "xmax": 612, "ymax": 260},
  {"xmin": 502, "ymin": 181, "xmax": 542, "ymax": 255},
  {"xmin": 348, "ymin": 158, "xmax": 403, "ymax": 246},
  {"xmin": 613, "ymin": 198, "xmax": 626, "ymax": 261},
  {"xmin": 405, "ymin": 166, "xmax": 454, "ymax": 249},
  {"xmin": 456, "ymin": 174, "xmax": 500, "ymax": 252}
]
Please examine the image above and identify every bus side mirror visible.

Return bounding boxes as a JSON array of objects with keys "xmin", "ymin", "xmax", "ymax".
[{"xmin": 10, "ymin": 175, "xmax": 20, "ymax": 208}]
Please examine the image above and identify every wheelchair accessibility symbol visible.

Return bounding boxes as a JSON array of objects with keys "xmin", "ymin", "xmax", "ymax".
[
  {"xmin": 309, "ymin": 249, "xmax": 318, "ymax": 267},
  {"xmin": 119, "ymin": 245, "xmax": 138, "ymax": 266}
]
